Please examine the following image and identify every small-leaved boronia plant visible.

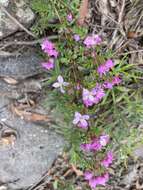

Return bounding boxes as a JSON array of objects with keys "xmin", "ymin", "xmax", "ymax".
[
  {"xmin": 40, "ymin": 12, "xmax": 143, "ymax": 190},
  {"xmin": 41, "ymin": 34, "xmax": 115, "ymax": 188}
]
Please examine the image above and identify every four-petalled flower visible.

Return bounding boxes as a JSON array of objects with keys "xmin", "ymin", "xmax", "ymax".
[
  {"xmin": 73, "ymin": 112, "xmax": 90, "ymax": 129},
  {"xmin": 73, "ymin": 34, "xmax": 80, "ymax": 42},
  {"xmin": 88, "ymin": 173, "xmax": 109, "ymax": 189},
  {"xmin": 101, "ymin": 151, "xmax": 113, "ymax": 168},
  {"xmin": 67, "ymin": 13, "xmax": 73, "ymax": 22},
  {"xmin": 97, "ymin": 59, "xmax": 114, "ymax": 77},
  {"xmin": 41, "ymin": 59, "xmax": 55, "ymax": 70},
  {"xmin": 52, "ymin": 75, "xmax": 69, "ymax": 93},
  {"xmin": 84, "ymin": 34, "xmax": 102, "ymax": 48},
  {"xmin": 82, "ymin": 88, "xmax": 96, "ymax": 107},
  {"xmin": 41, "ymin": 38, "xmax": 58, "ymax": 58},
  {"xmin": 80, "ymin": 134, "xmax": 110, "ymax": 152}
]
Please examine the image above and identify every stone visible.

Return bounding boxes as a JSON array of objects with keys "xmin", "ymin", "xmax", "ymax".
[
  {"xmin": 0, "ymin": 0, "xmax": 9, "ymax": 7},
  {"xmin": 0, "ymin": 51, "xmax": 44, "ymax": 80},
  {"xmin": 0, "ymin": 104, "xmax": 65, "ymax": 190},
  {"xmin": 0, "ymin": 0, "xmax": 35, "ymax": 39}
]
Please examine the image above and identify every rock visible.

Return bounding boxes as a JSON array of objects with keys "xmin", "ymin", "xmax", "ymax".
[
  {"xmin": 0, "ymin": 0, "xmax": 35, "ymax": 39},
  {"xmin": 0, "ymin": 95, "xmax": 9, "ymax": 109},
  {"xmin": 0, "ymin": 51, "xmax": 44, "ymax": 80},
  {"xmin": 0, "ymin": 104, "xmax": 65, "ymax": 190},
  {"xmin": 0, "ymin": 0, "xmax": 9, "ymax": 7}
]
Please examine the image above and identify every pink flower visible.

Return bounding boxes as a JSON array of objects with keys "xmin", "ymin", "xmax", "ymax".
[
  {"xmin": 94, "ymin": 35, "xmax": 102, "ymax": 45},
  {"xmin": 112, "ymin": 76, "xmax": 121, "ymax": 85},
  {"xmin": 88, "ymin": 177, "xmax": 97, "ymax": 189},
  {"xmin": 103, "ymin": 76, "xmax": 121, "ymax": 89},
  {"xmin": 67, "ymin": 13, "xmax": 73, "ymax": 22},
  {"xmin": 97, "ymin": 59, "xmax": 114, "ymax": 77},
  {"xmin": 47, "ymin": 49, "xmax": 58, "ymax": 58},
  {"xmin": 90, "ymin": 138, "xmax": 102, "ymax": 151},
  {"xmin": 41, "ymin": 59, "xmax": 54, "ymax": 70},
  {"xmin": 97, "ymin": 64, "xmax": 108, "ymax": 77},
  {"xmin": 41, "ymin": 38, "xmax": 58, "ymax": 58},
  {"xmin": 101, "ymin": 151, "xmax": 113, "ymax": 168},
  {"xmin": 103, "ymin": 81, "xmax": 113, "ymax": 89},
  {"xmin": 80, "ymin": 143, "xmax": 92, "ymax": 151},
  {"xmin": 41, "ymin": 38, "xmax": 55, "ymax": 51},
  {"xmin": 99, "ymin": 134, "xmax": 110, "ymax": 146},
  {"xmin": 82, "ymin": 88, "xmax": 96, "ymax": 107},
  {"xmin": 89, "ymin": 173, "xmax": 109, "ymax": 188},
  {"xmin": 84, "ymin": 171, "xmax": 93, "ymax": 180},
  {"xmin": 82, "ymin": 85, "xmax": 105, "ymax": 107},
  {"xmin": 76, "ymin": 83, "xmax": 82, "ymax": 90},
  {"xmin": 92, "ymin": 84, "xmax": 105, "ymax": 104},
  {"xmin": 83, "ymin": 35, "xmax": 102, "ymax": 48},
  {"xmin": 73, "ymin": 34, "xmax": 80, "ymax": 41},
  {"xmin": 52, "ymin": 75, "xmax": 69, "ymax": 93},
  {"xmin": 105, "ymin": 59, "xmax": 114, "ymax": 70},
  {"xmin": 80, "ymin": 135, "xmax": 110, "ymax": 152},
  {"xmin": 73, "ymin": 112, "xmax": 90, "ymax": 129}
]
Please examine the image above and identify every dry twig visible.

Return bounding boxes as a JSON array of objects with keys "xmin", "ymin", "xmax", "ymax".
[
  {"xmin": 0, "ymin": 35, "xmax": 58, "ymax": 50},
  {"xmin": 109, "ymin": 0, "xmax": 126, "ymax": 49}
]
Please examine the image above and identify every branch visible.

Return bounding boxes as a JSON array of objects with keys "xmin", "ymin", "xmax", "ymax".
[
  {"xmin": 109, "ymin": 0, "xmax": 126, "ymax": 49},
  {"xmin": 0, "ymin": 35, "xmax": 58, "ymax": 50}
]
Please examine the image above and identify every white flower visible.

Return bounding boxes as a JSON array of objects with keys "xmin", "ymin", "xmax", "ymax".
[{"xmin": 52, "ymin": 75, "xmax": 69, "ymax": 93}]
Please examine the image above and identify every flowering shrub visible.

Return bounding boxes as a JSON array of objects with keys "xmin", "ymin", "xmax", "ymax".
[
  {"xmin": 40, "ymin": 8, "xmax": 143, "ymax": 190},
  {"xmin": 40, "ymin": 33, "xmax": 117, "ymax": 188}
]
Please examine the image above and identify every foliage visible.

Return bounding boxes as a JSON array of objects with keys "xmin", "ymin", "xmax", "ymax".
[
  {"xmin": 30, "ymin": 0, "xmax": 80, "ymax": 35},
  {"xmin": 36, "ymin": 0, "xmax": 143, "ymax": 189}
]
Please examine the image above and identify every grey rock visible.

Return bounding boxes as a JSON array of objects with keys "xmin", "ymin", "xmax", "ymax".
[
  {"xmin": 0, "ymin": 95, "xmax": 9, "ymax": 109},
  {"xmin": 0, "ymin": 0, "xmax": 9, "ymax": 7},
  {"xmin": 0, "ymin": 0, "xmax": 35, "ymax": 39},
  {"xmin": 0, "ymin": 79, "xmax": 42, "ymax": 100},
  {"xmin": 0, "ymin": 52, "xmax": 44, "ymax": 80},
  {"xmin": 0, "ymin": 105, "xmax": 65, "ymax": 190}
]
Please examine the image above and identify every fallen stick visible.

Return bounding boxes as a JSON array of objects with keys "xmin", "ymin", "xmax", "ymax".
[{"xmin": 0, "ymin": 36, "xmax": 58, "ymax": 50}]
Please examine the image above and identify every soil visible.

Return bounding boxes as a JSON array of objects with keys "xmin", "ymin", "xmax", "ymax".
[{"xmin": 25, "ymin": 153, "xmax": 143, "ymax": 190}]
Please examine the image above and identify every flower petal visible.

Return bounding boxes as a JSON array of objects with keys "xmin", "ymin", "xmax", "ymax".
[
  {"xmin": 60, "ymin": 86, "xmax": 65, "ymax": 93},
  {"xmin": 79, "ymin": 119, "xmax": 88, "ymax": 128},
  {"xmin": 73, "ymin": 118, "xmax": 79, "ymax": 125},
  {"xmin": 58, "ymin": 75, "xmax": 64, "ymax": 83},
  {"xmin": 52, "ymin": 82, "xmax": 60, "ymax": 88},
  {"xmin": 83, "ymin": 115, "xmax": 90, "ymax": 120},
  {"xmin": 84, "ymin": 171, "xmax": 93, "ymax": 180},
  {"xmin": 75, "ymin": 112, "xmax": 81, "ymax": 118},
  {"xmin": 63, "ymin": 82, "xmax": 69, "ymax": 87}
]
